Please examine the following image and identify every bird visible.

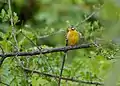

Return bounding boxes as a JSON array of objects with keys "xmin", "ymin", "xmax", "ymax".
[
  {"xmin": 66, "ymin": 26, "xmax": 82, "ymax": 46},
  {"xmin": 58, "ymin": 26, "xmax": 82, "ymax": 85}
]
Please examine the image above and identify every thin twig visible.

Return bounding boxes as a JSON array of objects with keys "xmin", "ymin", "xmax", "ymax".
[
  {"xmin": 0, "ymin": 81, "xmax": 9, "ymax": 86},
  {"xmin": 75, "ymin": 11, "xmax": 97, "ymax": 27},
  {"xmin": 58, "ymin": 52, "xmax": 67, "ymax": 86},
  {"xmin": 0, "ymin": 43, "xmax": 92, "ymax": 57},
  {"xmin": 20, "ymin": 30, "xmax": 58, "ymax": 82},
  {"xmin": 8, "ymin": 0, "xmax": 19, "ymax": 51},
  {"xmin": 0, "ymin": 56, "xmax": 6, "ymax": 67},
  {"xmin": 75, "ymin": 5, "xmax": 102, "ymax": 27},
  {"xmin": 42, "ymin": 56, "xmax": 59, "ymax": 82},
  {"xmin": 81, "ymin": 12, "xmax": 97, "ymax": 24},
  {"xmin": 21, "ymin": 29, "xmax": 60, "ymax": 83},
  {"xmin": 23, "ymin": 67, "xmax": 104, "ymax": 85},
  {"xmin": 0, "ymin": 45, "xmax": 6, "ymax": 66},
  {"xmin": 20, "ymin": 30, "xmax": 42, "ymax": 50},
  {"xmin": 8, "ymin": 0, "xmax": 24, "ymax": 69}
]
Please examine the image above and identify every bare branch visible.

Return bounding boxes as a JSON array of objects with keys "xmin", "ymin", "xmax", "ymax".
[
  {"xmin": 23, "ymin": 67, "xmax": 104, "ymax": 85},
  {"xmin": 58, "ymin": 52, "xmax": 67, "ymax": 86},
  {"xmin": 0, "ymin": 43, "xmax": 92, "ymax": 58}
]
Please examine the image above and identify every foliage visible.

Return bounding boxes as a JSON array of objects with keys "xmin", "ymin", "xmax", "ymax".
[{"xmin": 0, "ymin": 0, "xmax": 120, "ymax": 86}]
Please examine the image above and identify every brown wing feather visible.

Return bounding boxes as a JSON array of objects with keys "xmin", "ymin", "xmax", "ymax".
[
  {"xmin": 66, "ymin": 28, "xmax": 70, "ymax": 46},
  {"xmin": 65, "ymin": 33, "xmax": 68, "ymax": 46}
]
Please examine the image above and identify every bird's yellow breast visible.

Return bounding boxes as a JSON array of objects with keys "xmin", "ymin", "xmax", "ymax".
[{"xmin": 67, "ymin": 30, "xmax": 79, "ymax": 46}]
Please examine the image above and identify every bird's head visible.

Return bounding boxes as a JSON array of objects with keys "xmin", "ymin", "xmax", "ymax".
[{"xmin": 68, "ymin": 25, "xmax": 76, "ymax": 31}]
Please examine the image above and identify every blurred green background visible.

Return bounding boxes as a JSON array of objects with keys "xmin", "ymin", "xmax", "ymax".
[
  {"xmin": 0, "ymin": 0, "xmax": 120, "ymax": 86},
  {"xmin": 0, "ymin": 0, "xmax": 104, "ymax": 47}
]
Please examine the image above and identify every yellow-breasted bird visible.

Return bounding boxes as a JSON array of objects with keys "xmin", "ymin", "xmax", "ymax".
[
  {"xmin": 66, "ymin": 26, "xmax": 82, "ymax": 46},
  {"xmin": 58, "ymin": 26, "xmax": 82, "ymax": 85}
]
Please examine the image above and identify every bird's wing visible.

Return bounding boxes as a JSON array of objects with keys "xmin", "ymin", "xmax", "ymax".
[
  {"xmin": 65, "ymin": 29, "xmax": 70, "ymax": 46},
  {"xmin": 65, "ymin": 33, "xmax": 68, "ymax": 46}
]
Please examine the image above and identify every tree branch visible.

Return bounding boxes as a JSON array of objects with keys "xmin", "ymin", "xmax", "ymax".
[
  {"xmin": 23, "ymin": 67, "xmax": 104, "ymax": 85},
  {"xmin": 0, "ymin": 45, "xmax": 6, "ymax": 67},
  {"xmin": 0, "ymin": 43, "xmax": 92, "ymax": 58},
  {"xmin": 58, "ymin": 52, "xmax": 67, "ymax": 86},
  {"xmin": 8, "ymin": 0, "xmax": 19, "ymax": 51}
]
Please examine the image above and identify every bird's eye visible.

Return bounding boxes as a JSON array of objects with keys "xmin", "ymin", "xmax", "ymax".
[{"xmin": 71, "ymin": 28, "xmax": 75, "ymax": 30}]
